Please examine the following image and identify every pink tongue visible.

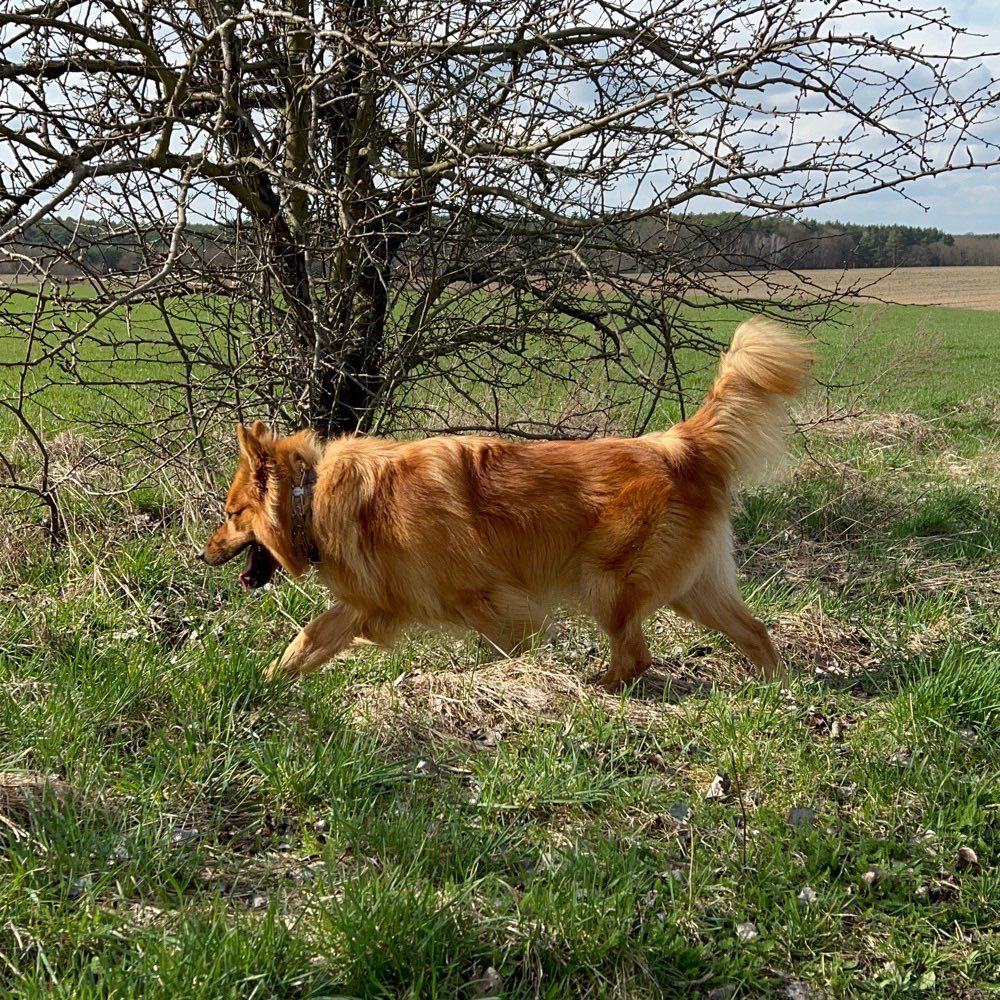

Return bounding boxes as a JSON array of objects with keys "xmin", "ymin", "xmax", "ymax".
[{"xmin": 239, "ymin": 545, "xmax": 257, "ymax": 590}]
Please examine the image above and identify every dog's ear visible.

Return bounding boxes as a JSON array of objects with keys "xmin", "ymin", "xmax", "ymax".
[
  {"xmin": 236, "ymin": 423, "xmax": 272, "ymax": 497},
  {"xmin": 287, "ymin": 447, "xmax": 310, "ymax": 478},
  {"xmin": 236, "ymin": 423, "xmax": 264, "ymax": 463}
]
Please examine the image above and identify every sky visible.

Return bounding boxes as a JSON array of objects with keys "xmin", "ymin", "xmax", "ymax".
[
  {"xmin": 3, "ymin": 1, "xmax": 1000, "ymax": 237},
  {"xmin": 803, "ymin": 1, "xmax": 1000, "ymax": 234}
]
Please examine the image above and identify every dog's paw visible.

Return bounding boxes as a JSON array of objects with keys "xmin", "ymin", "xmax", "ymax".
[
  {"xmin": 596, "ymin": 669, "xmax": 625, "ymax": 692},
  {"xmin": 264, "ymin": 659, "xmax": 283, "ymax": 682},
  {"xmin": 761, "ymin": 664, "xmax": 790, "ymax": 689}
]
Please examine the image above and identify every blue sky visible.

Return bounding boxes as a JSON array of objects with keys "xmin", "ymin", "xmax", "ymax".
[
  {"xmin": 805, "ymin": 2, "xmax": 1000, "ymax": 234},
  {"xmin": 3, "ymin": 1, "xmax": 998, "ymax": 237}
]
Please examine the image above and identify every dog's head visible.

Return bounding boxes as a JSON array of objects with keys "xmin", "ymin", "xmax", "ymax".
[{"xmin": 199, "ymin": 421, "xmax": 318, "ymax": 588}]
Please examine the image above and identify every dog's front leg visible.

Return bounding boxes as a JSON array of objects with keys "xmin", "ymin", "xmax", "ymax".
[{"xmin": 267, "ymin": 604, "xmax": 365, "ymax": 680}]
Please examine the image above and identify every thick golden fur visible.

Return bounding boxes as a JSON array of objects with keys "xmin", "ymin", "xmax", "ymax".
[{"xmin": 201, "ymin": 318, "xmax": 814, "ymax": 688}]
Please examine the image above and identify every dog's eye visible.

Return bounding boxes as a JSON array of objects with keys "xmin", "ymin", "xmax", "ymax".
[{"xmin": 226, "ymin": 507, "xmax": 246, "ymax": 521}]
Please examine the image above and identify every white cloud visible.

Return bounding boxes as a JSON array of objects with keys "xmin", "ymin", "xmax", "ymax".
[{"xmin": 804, "ymin": 1, "xmax": 1000, "ymax": 231}]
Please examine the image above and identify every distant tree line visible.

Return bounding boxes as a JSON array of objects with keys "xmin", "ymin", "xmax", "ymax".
[
  {"xmin": 4, "ymin": 213, "xmax": 998, "ymax": 279},
  {"xmin": 0, "ymin": 217, "xmax": 230, "ymax": 276},
  {"xmin": 628, "ymin": 214, "xmax": 998, "ymax": 271}
]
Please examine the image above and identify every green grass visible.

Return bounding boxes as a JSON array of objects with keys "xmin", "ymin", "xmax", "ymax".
[
  {"xmin": 4, "ymin": 292, "xmax": 999, "ymax": 439},
  {"xmin": 1, "ymin": 301, "xmax": 999, "ymax": 997}
]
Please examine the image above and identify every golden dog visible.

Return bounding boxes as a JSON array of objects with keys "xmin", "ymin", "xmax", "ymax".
[{"xmin": 200, "ymin": 318, "xmax": 813, "ymax": 688}]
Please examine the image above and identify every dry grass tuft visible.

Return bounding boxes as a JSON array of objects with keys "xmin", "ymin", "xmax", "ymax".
[
  {"xmin": 771, "ymin": 605, "xmax": 880, "ymax": 681},
  {"xmin": 344, "ymin": 597, "xmax": 905, "ymax": 748},
  {"xmin": 935, "ymin": 450, "xmax": 1000, "ymax": 486},
  {"xmin": 811, "ymin": 411, "xmax": 932, "ymax": 445},
  {"xmin": 0, "ymin": 772, "xmax": 77, "ymax": 828},
  {"xmin": 347, "ymin": 656, "xmax": 685, "ymax": 748},
  {"xmin": 0, "ymin": 522, "xmax": 48, "ymax": 574}
]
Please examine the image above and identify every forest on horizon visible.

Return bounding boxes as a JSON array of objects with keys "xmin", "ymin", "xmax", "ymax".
[{"xmin": 4, "ymin": 213, "xmax": 1000, "ymax": 279}]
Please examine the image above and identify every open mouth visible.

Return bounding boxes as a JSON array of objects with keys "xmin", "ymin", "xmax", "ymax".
[{"xmin": 239, "ymin": 542, "xmax": 279, "ymax": 590}]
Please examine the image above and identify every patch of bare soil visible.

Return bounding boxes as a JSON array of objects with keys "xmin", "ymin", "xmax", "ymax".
[{"xmin": 702, "ymin": 266, "xmax": 1000, "ymax": 310}]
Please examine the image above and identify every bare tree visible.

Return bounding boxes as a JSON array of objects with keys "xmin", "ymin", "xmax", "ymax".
[{"xmin": 1, "ymin": 0, "xmax": 998, "ymax": 494}]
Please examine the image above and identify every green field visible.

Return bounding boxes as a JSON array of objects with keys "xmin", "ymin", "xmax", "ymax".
[{"xmin": 0, "ymin": 301, "xmax": 998, "ymax": 997}]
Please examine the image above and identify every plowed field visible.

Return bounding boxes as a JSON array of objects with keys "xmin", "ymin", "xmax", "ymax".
[{"xmin": 706, "ymin": 265, "xmax": 1000, "ymax": 310}]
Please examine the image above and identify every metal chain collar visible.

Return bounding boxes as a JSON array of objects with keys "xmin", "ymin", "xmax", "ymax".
[{"xmin": 290, "ymin": 466, "xmax": 320, "ymax": 564}]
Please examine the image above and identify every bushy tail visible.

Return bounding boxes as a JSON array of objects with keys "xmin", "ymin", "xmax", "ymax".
[{"xmin": 669, "ymin": 318, "xmax": 814, "ymax": 483}]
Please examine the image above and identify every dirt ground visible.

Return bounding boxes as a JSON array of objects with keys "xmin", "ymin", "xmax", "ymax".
[{"xmin": 703, "ymin": 266, "xmax": 1000, "ymax": 310}]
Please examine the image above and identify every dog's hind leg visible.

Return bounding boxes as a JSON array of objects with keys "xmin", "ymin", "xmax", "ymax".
[
  {"xmin": 668, "ymin": 556, "xmax": 783, "ymax": 684},
  {"xmin": 267, "ymin": 605, "xmax": 399, "ymax": 679}
]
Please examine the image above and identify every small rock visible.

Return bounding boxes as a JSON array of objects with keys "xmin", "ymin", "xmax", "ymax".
[
  {"xmin": 668, "ymin": 802, "xmax": 692, "ymax": 823},
  {"xmin": 468, "ymin": 965, "xmax": 504, "ymax": 998},
  {"xmin": 170, "ymin": 828, "xmax": 200, "ymax": 847},
  {"xmin": 67, "ymin": 875, "xmax": 92, "ymax": 900},
  {"xmin": 250, "ymin": 892, "xmax": 269, "ymax": 909},
  {"xmin": 797, "ymin": 885, "xmax": 818, "ymax": 904},
  {"xmin": 956, "ymin": 846, "xmax": 980, "ymax": 872},
  {"xmin": 788, "ymin": 807, "xmax": 815, "ymax": 829},
  {"xmin": 832, "ymin": 782, "xmax": 857, "ymax": 803},
  {"xmin": 313, "ymin": 819, "xmax": 328, "ymax": 834},
  {"xmin": 705, "ymin": 773, "xmax": 731, "ymax": 801},
  {"xmin": 416, "ymin": 759, "xmax": 440, "ymax": 777},
  {"xmin": 782, "ymin": 984, "xmax": 811, "ymax": 999},
  {"xmin": 736, "ymin": 920, "xmax": 758, "ymax": 942},
  {"xmin": 862, "ymin": 867, "xmax": 880, "ymax": 886}
]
